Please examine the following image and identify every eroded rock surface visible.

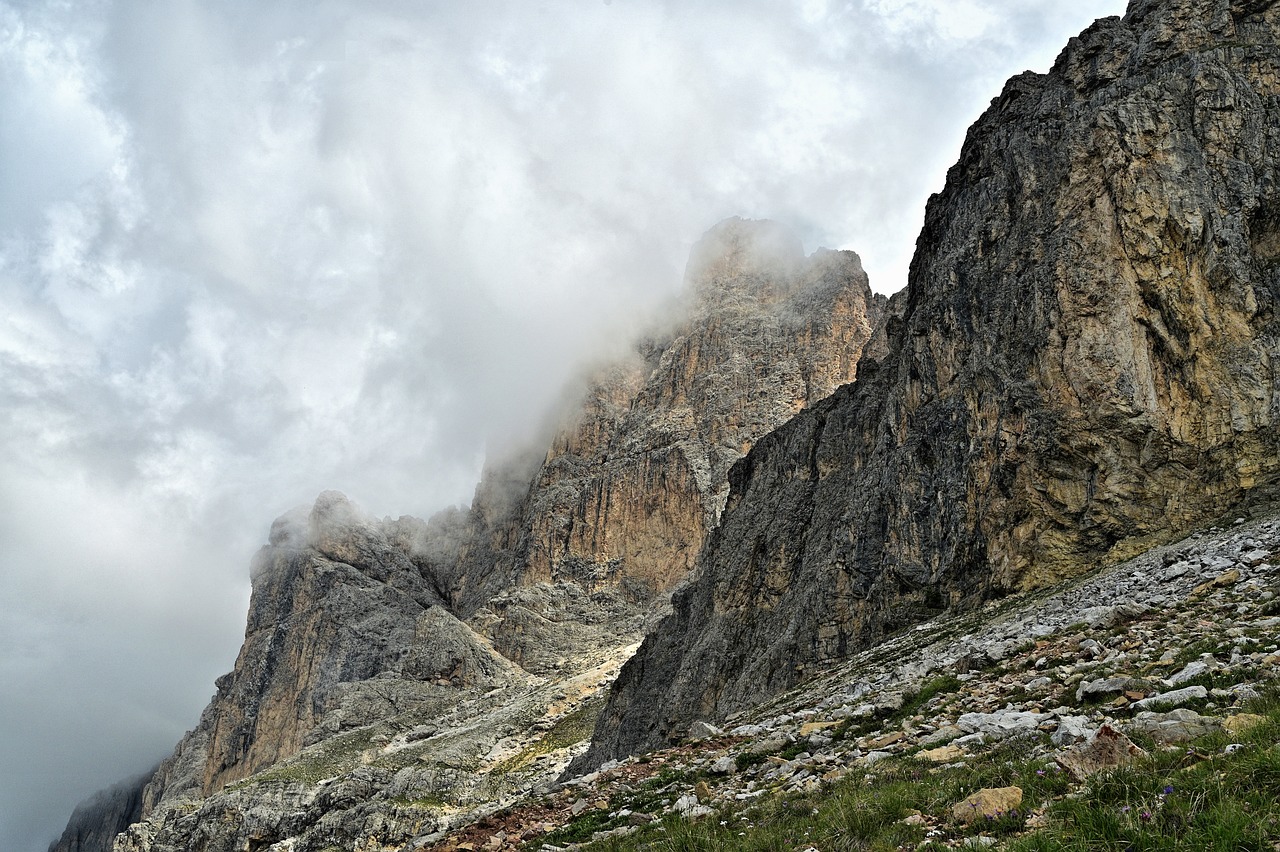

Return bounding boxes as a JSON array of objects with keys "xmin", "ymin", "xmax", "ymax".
[
  {"xmin": 440, "ymin": 218, "xmax": 889, "ymax": 672},
  {"xmin": 579, "ymin": 0, "xmax": 1280, "ymax": 769},
  {"xmin": 80, "ymin": 218, "xmax": 887, "ymax": 851}
]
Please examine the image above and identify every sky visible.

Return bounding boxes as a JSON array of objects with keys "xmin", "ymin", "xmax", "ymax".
[{"xmin": 0, "ymin": 0, "xmax": 1128, "ymax": 848}]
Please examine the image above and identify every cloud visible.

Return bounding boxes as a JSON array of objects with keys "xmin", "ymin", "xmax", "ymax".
[{"xmin": 0, "ymin": 0, "xmax": 1127, "ymax": 847}]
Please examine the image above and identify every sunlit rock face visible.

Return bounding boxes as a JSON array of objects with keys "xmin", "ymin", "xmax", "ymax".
[{"xmin": 579, "ymin": 0, "xmax": 1280, "ymax": 769}]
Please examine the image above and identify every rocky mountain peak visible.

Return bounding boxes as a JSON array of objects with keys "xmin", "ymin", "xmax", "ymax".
[
  {"xmin": 65, "ymin": 216, "xmax": 891, "ymax": 851},
  {"xmin": 684, "ymin": 217, "xmax": 807, "ymax": 306}
]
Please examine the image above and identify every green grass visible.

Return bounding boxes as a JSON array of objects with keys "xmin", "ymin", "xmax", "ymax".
[{"xmin": 542, "ymin": 689, "xmax": 1280, "ymax": 851}]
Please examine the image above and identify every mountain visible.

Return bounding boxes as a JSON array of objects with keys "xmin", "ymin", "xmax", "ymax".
[
  {"xmin": 54, "ymin": 219, "xmax": 888, "ymax": 852},
  {"xmin": 574, "ymin": 0, "xmax": 1280, "ymax": 771},
  {"xmin": 53, "ymin": 0, "xmax": 1280, "ymax": 848}
]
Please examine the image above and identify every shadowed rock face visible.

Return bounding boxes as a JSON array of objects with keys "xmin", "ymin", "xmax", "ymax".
[
  {"xmin": 139, "ymin": 493, "xmax": 455, "ymax": 803},
  {"xmin": 577, "ymin": 0, "xmax": 1280, "ymax": 769},
  {"xmin": 47, "ymin": 771, "xmax": 150, "ymax": 852}
]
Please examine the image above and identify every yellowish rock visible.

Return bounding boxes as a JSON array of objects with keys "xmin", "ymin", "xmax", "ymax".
[
  {"xmin": 919, "ymin": 744, "xmax": 965, "ymax": 763},
  {"xmin": 950, "ymin": 787, "xmax": 1023, "ymax": 825},
  {"xmin": 860, "ymin": 730, "xmax": 904, "ymax": 749},
  {"xmin": 1223, "ymin": 714, "xmax": 1266, "ymax": 737},
  {"xmin": 799, "ymin": 720, "xmax": 840, "ymax": 736}
]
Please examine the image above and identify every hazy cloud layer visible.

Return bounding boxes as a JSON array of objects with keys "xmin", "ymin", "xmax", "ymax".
[{"xmin": 0, "ymin": 1, "xmax": 1126, "ymax": 847}]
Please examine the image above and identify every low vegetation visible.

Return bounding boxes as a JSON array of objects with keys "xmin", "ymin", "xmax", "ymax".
[{"xmin": 533, "ymin": 689, "xmax": 1280, "ymax": 851}]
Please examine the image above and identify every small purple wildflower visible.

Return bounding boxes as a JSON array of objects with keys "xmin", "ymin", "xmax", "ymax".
[
  {"xmin": 1140, "ymin": 810, "xmax": 1153, "ymax": 822},
  {"xmin": 1163, "ymin": 785, "xmax": 1175, "ymax": 795}
]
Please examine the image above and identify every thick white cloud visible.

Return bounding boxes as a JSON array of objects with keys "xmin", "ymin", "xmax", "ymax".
[{"xmin": 0, "ymin": 0, "xmax": 1127, "ymax": 847}]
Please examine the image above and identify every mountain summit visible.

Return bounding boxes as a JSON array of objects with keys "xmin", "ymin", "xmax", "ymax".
[{"xmin": 54, "ymin": 217, "xmax": 888, "ymax": 852}]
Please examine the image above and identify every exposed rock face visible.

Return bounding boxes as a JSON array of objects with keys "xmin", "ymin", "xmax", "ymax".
[
  {"xmin": 138, "ymin": 493, "xmax": 470, "ymax": 805},
  {"xmin": 440, "ymin": 217, "xmax": 888, "ymax": 671},
  {"xmin": 47, "ymin": 771, "xmax": 150, "ymax": 852},
  {"xmin": 578, "ymin": 0, "xmax": 1280, "ymax": 769},
  {"xmin": 73, "ymin": 217, "xmax": 887, "ymax": 850}
]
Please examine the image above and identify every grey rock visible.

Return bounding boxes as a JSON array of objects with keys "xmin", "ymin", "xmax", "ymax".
[
  {"xmin": 1076, "ymin": 677, "xmax": 1153, "ymax": 704},
  {"xmin": 688, "ymin": 721, "xmax": 724, "ymax": 740},
  {"xmin": 1166, "ymin": 660, "xmax": 1213, "ymax": 686},
  {"xmin": 1127, "ymin": 708, "xmax": 1221, "ymax": 744},
  {"xmin": 1133, "ymin": 686, "xmax": 1210, "ymax": 711},
  {"xmin": 1050, "ymin": 716, "xmax": 1093, "ymax": 748},
  {"xmin": 956, "ymin": 711, "xmax": 1049, "ymax": 740},
  {"xmin": 709, "ymin": 756, "xmax": 737, "ymax": 775}
]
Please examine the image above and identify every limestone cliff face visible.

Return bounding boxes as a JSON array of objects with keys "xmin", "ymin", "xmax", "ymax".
[
  {"xmin": 134, "ymin": 492, "xmax": 525, "ymax": 813},
  {"xmin": 441, "ymin": 218, "xmax": 888, "ymax": 670},
  {"xmin": 85, "ymin": 218, "xmax": 887, "ymax": 845},
  {"xmin": 515, "ymin": 223, "xmax": 886, "ymax": 598},
  {"xmin": 579, "ymin": 0, "xmax": 1280, "ymax": 768}
]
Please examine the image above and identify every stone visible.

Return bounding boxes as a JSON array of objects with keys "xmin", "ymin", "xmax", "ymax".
[
  {"xmin": 1166, "ymin": 660, "xmax": 1212, "ymax": 686},
  {"xmin": 956, "ymin": 711, "xmax": 1048, "ymax": 740},
  {"xmin": 1056, "ymin": 724, "xmax": 1147, "ymax": 781},
  {"xmin": 1050, "ymin": 716, "xmax": 1093, "ymax": 748},
  {"xmin": 1076, "ymin": 677, "xmax": 1153, "ymax": 704},
  {"xmin": 860, "ymin": 731, "xmax": 904, "ymax": 749},
  {"xmin": 1132, "ymin": 686, "xmax": 1209, "ymax": 711},
  {"xmin": 799, "ymin": 720, "xmax": 840, "ymax": 736},
  {"xmin": 919, "ymin": 744, "xmax": 966, "ymax": 763},
  {"xmin": 1082, "ymin": 604, "xmax": 1147, "ymax": 630},
  {"xmin": 1127, "ymin": 709, "xmax": 1221, "ymax": 744},
  {"xmin": 920, "ymin": 725, "xmax": 964, "ymax": 746},
  {"xmin": 709, "ymin": 756, "xmax": 737, "ymax": 774},
  {"xmin": 687, "ymin": 721, "xmax": 723, "ymax": 740},
  {"xmin": 950, "ymin": 787, "xmax": 1023, "ymax": 825},
  {"xmin": 1223, "ymin": 714, "xmax": 1266, "ymax": 737}
]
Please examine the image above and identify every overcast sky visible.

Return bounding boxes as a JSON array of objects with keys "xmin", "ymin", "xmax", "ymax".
[{"xmin": 0, "ymin": 1, "xmax": 1127, "ymax": 848}]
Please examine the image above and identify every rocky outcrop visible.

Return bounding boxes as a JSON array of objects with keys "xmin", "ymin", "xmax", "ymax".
[
  {"xmin": 440, "ymin": 217, "xmax": 889, "ymax": 671},
  {"xmin": 449, "ymin": 509, "xmax": 1280, "ymax": 851},
  {"xmin": 66, "ymin": 218, "xmax": 888, "ymax": 850},
  {"xmin": 136, "ymin": 493, "xmax": 477, "ymax": 806},
  {"xmin": 578, "ymin": 0, "xmax": 1280, "ymax": 769},
  {"xmin": 47, "ymin": 771, "xmax": 150, "ymax": 852}
]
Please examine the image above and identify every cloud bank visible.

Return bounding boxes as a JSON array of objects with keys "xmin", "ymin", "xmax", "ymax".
[{"xmin": 0, "ymin": 1, "xmax": 1126, "ymax": 847}]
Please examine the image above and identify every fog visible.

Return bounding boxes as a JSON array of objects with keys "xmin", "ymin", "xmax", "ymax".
[{"xmin": 0, "ymin": 1, "xmax": 1126, "ymax": 847}]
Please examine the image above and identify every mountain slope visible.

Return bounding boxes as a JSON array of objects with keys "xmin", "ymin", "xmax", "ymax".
[
  {"xmin": 577, "ymin": 0, "xmax": 1280, "ymax": 770},
  {"xmin": 54, "ymin": 219, "xmax": 889, "ymax": 852}
]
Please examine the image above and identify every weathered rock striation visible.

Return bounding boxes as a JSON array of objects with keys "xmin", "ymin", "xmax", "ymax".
[
  {"xmin": 67, "ymin": 218, "xmax": 887, "ymax": 851},
  {"xmin": 432, "ymin": 217, "xmax": 888, "ymax": 673},
  {"xmin": 577, "ymin": 0, "xmax": 1280, "ymax": 769}
]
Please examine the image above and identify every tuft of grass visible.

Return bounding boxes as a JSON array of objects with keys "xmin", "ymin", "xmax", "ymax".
[{"xmin": 557, "ymin": 687, "xmax": 1280, "ymax": 851}]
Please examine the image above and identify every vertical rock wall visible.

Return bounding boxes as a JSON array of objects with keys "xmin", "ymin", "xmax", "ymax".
[{"xmin": 579, "ymin": 0, "xmax": 1280, "ymax": 768}]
